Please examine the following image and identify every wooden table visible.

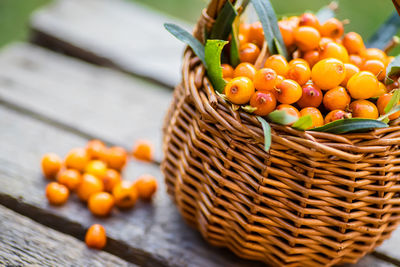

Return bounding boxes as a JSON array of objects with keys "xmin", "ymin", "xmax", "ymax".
[{"xmin": 0, "ymin": 0, "xmax": 399, "ymax": 266}]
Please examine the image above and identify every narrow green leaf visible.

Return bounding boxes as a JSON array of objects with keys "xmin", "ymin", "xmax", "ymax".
[
  {"xmin": 257, "ymin": 116, "xmax": 272, "ymax": 152},
  {"xmin": 379, "ymin": 105, "xmax": 400, "ymax": 121},
  {"xmin": 367, "ymin": 12, "xmax": 400, "ymax": 50},
  {"xmin": 164, "ymin": 23, "xmax": 205, "ymax": 65},
  {"xmin": 292, "ymin": 115, "xmax": 313, "ymax": 131},
  {"xmin": 385, "ymin": 54, "xmax": 400, "ymax": 85},
  {"xmin": 267, "ymin": 110, "xmax": 297, "ymax": 125},
  {"xmin": 230, "ymin": 17, "xmax": 241, "ymax": 67},
  {"xmin": 316, "ymin": 1, "xmax": 337, "ymax": 23},
  {"xmin": 251, "ymin": 0, "xmax": 289, "ymax": 59},
  {"xmin": 310, "ymin": 118, "xmax": 388, "ymax": 134},
  {"xmin": 210, "ymin": 1, "xmax": 238, "ymax": 40},
  {"xmin": 205, "ymin": 40, "xmax": 229, "ymax": 93},
  {"xmin": 384, "ymin": 89, "xmax": 400, "ymax": 113}
]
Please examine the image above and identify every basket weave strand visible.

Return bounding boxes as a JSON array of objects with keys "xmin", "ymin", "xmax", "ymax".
[{"xmin": 161, "ymin": 0, "xmax": 400, "ymax": 266}]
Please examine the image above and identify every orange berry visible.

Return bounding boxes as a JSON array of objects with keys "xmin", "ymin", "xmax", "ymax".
[
  {"xmin": 112, "ymin": 180, "xmax": 138, "ymax": 209},
  {"xmin": 233, "ymin": 63, "xmax": 257, "ymax": 80},
  {"xmin": 41, "ymin": 153, "xmax": 62, "ymax": 179},
  {"xmin": 102, "ymin": 169, "xmax": 122, "ymax": 192},
  {"xmin": 225, "ymin": 77, "xmax": 255, "ymax": 105},
  {"xmin": 65, "ymin": 148, "xmax": 90, "ymax": 172},
  {"xmin": 303, "ymin": 50, "xmax": 320, "ymax": 67},
  {"xmin": 297, "ymin": 83, "xmax": 323, "ymax": 108},
  {"xmin": 76, "ymin": 174, "xmax": 104, "ymax": 202},
  {"xmin": 300, "ymin": 107, "xmax": 324, "ymax": 129},
  {"xmin": 105, "ymin": 147, "xmax": 128, "ymax": 171},
  {"xmin": 319, "ymin": 42, "xmax": 349, "ymax": 63},
  {"xmin": 350, "ymin": 100, "xmax": 379, "ymax": 119},
  {"xmin": 299, "ymin": 13, "xmax": 321, "ymax": 30},
  {"xmin": 325, "ymin": 110, "xmax": 350, "ymax": 124},
  {"xmin": 46, "ymin": 182, "xmax": 69, "ymax": 205},
  {"xmin": 361, "ymin": 48, "xmax": 387, "ymax": 63},
  {"xmin": 323, "ymin": 86, "xmax": 351, "ymax": 111},
  {"xmin": 86, "ymin": 140, "xmax": 107, "ymax": 160},
  {"xmin": 275, "ymin": 79, "xmax": 302, "ymax": 104},
  {"xmin": 287, "ymin": 62, "xmax": 311, "ymax": 85},
  {"xmin": 264, "ymin": 55, "xmax": 289, "ymax": 76},
  {"xmin": 373, "ymin": 82, "xmax": 388, "ymax": 98},
  {"xmin": 377, "ymin": 93, "xmax": 400, "ymax": 120},
  {"xmin": 319, "ymin": 37, "xmax": 334, "ymax": 48},
  {"xmin": 275, "ymin": 75, "xmax": 285, "ymax": 86},
  {"xmin": 276, "ymin": 104, "xmax": 301, "ymax": 121},
  {"xmin": 85, "ymin": 160, "xmax": 107, "ymax": 179},
  {"xmin": 293, "ymin": 26, "xmax": 321, "ymax": 51},
  {"xmin": 341, "ymin": 63, "xmax": 360, "ymax": 87},
  {"xmin": 253, "ymin": 68, "xmax": 277, "ymax": 91},
  {"xmin": 343, "ymin": 32, "xmax": 365, "ymax": 55},
  {"xmin": 132, "ymin": 140, "xmax": 153, "ymax": 162},
  {"xmin": 239, "ymin": 23, "xmax": 250, "ymax": 38},
  {"xmin": 57, "ymin": 169, "xmax": 82, "ymax": 191},
  {"xmin": 278, "ymin": 20, "xmax": 295, "ymax": 47},
  {"xmin": 85, "ymin": 224, "xmax": 107, "ymax": 250},
  {"xmin": 361, "ymin": 59, "xmax": 386, "ymax": 81},
  {"xmin": 311, "ymin": 58, "xmax": 345, "ymax": 90},
  {"xmin": 134, "ymin": 175, "xmax": 158, "ymax": 201},
  {"xmin": 347, "ymin": 71, "xmax": 380, "ymax": 100},
  {"xmin": 221, "ymin": 64, "xmax": 234, "ymax": 79},
  {"xmin": 250, "ymin": 91, "xmax": 277, "ymax": 116},
  {"xmin": 88, "ymin": 192, "xmax": 115, "ymax": 217},
  {"xmin": 320, "ymin": 18, "xmax": 344, "ymax": 39},
  {"xmin": 247, "ymin": 22, "xmax": 264, "ymax": 48},
  {"xmin": 239, "ymin": 43, "xmax": 261, "ymax": 64},
  {"xmin": 349, "ymin": 54, "xmax": 364, "ymax": 68}
]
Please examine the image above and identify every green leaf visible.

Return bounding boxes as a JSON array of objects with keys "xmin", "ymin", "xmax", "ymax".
[
  {"xmin": 316, "ymin": 1, "xmax": 337, "ymax": 23},
  {"xmin": 385, "ymin": 54, "xmax": 400, "ymax": 85},
  {"xmin": 205, "ymin": 40, "xmax": 229, "ymax": 93},
  {"xmin": 379, "ymin": 104, "xmax": 400, "ymax": 122},
  {"xmin": 384, "ymin": 89, "xmax": 400, "ymax": 113},
  {"xmin": 164, "ymin": 23, "xmax": 205, "ymax": 65},
  {"xmin": 230, "ymin": 17, "xmax": 241, "ymax": 67},
  {"xmin": 267, "ymin": 110, "xmax": 297, "ymax": 125},
  {"xmin": 242, "ymin": 105, "xmax": 257, "ymax": 113},
  {"xmin": 210, "ymin": 1, "xmax": 238, "ymax": 40},
  {"xmin": 292, "ymin": 115, "xmax": 313, "ymax": 131},
  {"xmin": 251, "ymin": 0, "xmax": 289, "ymax": 59},
  {"xmin": 367, "ymin": 12, "xmax": 400, "ymax": 50},
  {"xmin": 257, "ymin": 116, "xmax": 272, "ymax": 152},
  {"xmin": 310, "ymin": 118, "xmax": 388, "ymax": 134}
]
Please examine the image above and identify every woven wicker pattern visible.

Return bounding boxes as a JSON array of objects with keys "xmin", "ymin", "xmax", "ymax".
[{"xmin": 161, "ymin": 1, "xmax": 400, "ymax": 265}]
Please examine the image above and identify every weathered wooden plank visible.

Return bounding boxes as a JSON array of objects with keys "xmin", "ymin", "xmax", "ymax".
[
  {"xmin": 0, "ymin": 103, "xmax": 262, "ymax": 267},
  {"xmin": 0, "ymin": 43, "xmax": 171, "ymax": 163},
  {"xmin": 0, "ymin": 205, "xmax": 135, "ymax": 267},
  {"xmin": 30, "ymin": 0, "xmax": 188, "ymax": 88}
]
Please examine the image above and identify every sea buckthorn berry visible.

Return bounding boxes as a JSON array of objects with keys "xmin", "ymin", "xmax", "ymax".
[
  {"xmin": 323, "ymin": 86, "xmax": 351, "ymax": 111},
  {"xmin": 132, "ymin": 140, "xmax": 153, "ymax": 162},
  {"xmin": 239, "ymin": 23, "xmax": 250, "ymax": 37},
  {"xmin": 343, "ymin": 32, "xmax": 365, "ymax": 55},
  {"xmin": 341, "ymin": 63, "xmax": 360, "ymax": 87},
  {"xmin": 311, "ymin": 58, "xmax": 345, "ymax": 90},
  {"xmin": 253, "ymin": 68, "xmax": 277, "ymax": 91},
  {"xmin": 276, "ymin": 104, "xmax": 301, "ymax": 121},
  {"xmin": 361, "ymin": 59, "xmax": 386, "ymax": 81},
  {"xmin": 287, "ymin": 62, "xmax": 311, "ymax": 85},
  {"xmin": 221, "ymin": 64, "xmax": 234, "ymax": 79},
  {"xmin": 319, "ymin": 37, "xmax": 334, "ymax": 48},
  {"xmin": 250, "ymin": 91, "xmax": 277, "ymax": 116},
  {"xmin": 112, "ymin": 180, "xmax": 138, "ymax": 209},
  {"xmin": 105, "ymin": 147, "xmax": 128, "ymax": 171},
  {"xmin": 299, "ymin": 13, "xmax": 321, "ymax": 30},
  {"xmin": 275, "ymin": 75, "xmax": 285, "ymax": 86},
  {"xmin": 287, "ymin": 16, "xmax": 300, "ymax": 27},
  {"xmin": 297, "ymin": 83, "xmax": 323, "ymax": 108},
  {"xmin": 238, "ymin": 34, "xmax": 247, "ymax": 46},
  {"xmin": 247, "ymin": 22, "xmax": 264, "ymax": 47},
  {"xmin": 362, "ymin": 48, "xmax": 387, "ymax": 63},
  {"xmin": 77, "ymin": 174, "xmax": 104, "ymax": 202},
  {"xmin": 264, "ymin": 55, "xmax": 289, "ymax": 76},
  {"xmin": 350, "ymin": 100, "xmax": 379, "ymax": 119},
  {"xmin": 134, "ymin": 175, "xmax": 158, "ymax": 201},
  {"xmin": 303, "ymin": 50, "xmax": 320, "ymax": 67},
  {"xmin": 293, "ymin": 26, "xmax": 321, "ymax": 51},
  {"xmin": 86, "ymin": 140, "xmax": 107, "ymax": 160},
  {"xmin": 377, "ymin": 93, "xmax": 400, "ymax": 120},
  {"xmin": 57, "ymin": 169, "xmax": 82, "ymax": 191},
  {"xmin": 102, "ymin": 169, "xmax": 122, "ymax": 192},
  {"xmin": 325, "ymin": 110, "xmax": 350, "ymax": 124},
  {"xmin": 373, "ymin": 82, "xmax": 388, "ymax": 98},
  {"xmin": 85, "ymin": 160, "xmax": 107, "ymax": 179},
  {"xmin": 88, "ymin": 192, "xmax": 115, "ymax": 217},
  {"xmin": 347, "ymin": 71, "xmax": 380, "ymax": 99},
  {"xmin": 41, "ymin": 153, "xmax": 62, "ymax": 179},
  {"xmin": 349, "ymin": 54, "xmax": 364, "ymax": 68},
  {"xmin": 233, "ymin": 63, "xmax": 257, "ymax": 80},
  {"xmin": 320, "ymin": 18, "xmax": 344, "ymax": 39},
  {"xmin": 275, "ymin": 79, "xmax": 302, "ymax": 104},
  {"xmin": 65, "ymin": 148, "xmax": 90, "ymax": 172},
  {"xmin": 278, "ymin": 20, "xmax": 295, "ymax": 47},
  {"xmin": 289, "ymin": 58, "xmax": 308, "ymax": 67},
  {"xmin": 319, "ymin": 42, "xmax": 349, "ymax": 63},
  {"xmin": 46, "ymin": 182, "xmax": 69, "ymax": 205},
  {"xmin": 239, "ymin": 43, "xmax": 261, "ymax": 64},
  {"xmin": 225, "ymin": 77, "xmax": 255, "ymax": 105},
  {"xmin": 85, "ymin": 224, "xmax": 107, "ymax": 250},
  {"xmin": 299, "ymin": 107, "xmax": 324, "ymax": 129}
]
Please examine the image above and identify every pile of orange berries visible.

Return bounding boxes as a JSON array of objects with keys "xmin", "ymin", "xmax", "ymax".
[
  {"xmin": 41, "ymin": 139, "xmax": 156, "ymax": 249},
  {"xmin": 222, "ymin": 13, "xmax": 399, "ymax": 129}
]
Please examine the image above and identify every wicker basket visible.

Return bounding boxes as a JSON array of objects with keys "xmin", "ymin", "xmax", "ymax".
[{"xmin": 161, "ymin": 0, "xmax": 400, "ymax": 266}]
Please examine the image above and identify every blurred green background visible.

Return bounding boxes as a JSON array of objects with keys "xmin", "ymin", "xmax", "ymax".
[{"xmin": 0, "ymin": 0, "xmax": 397, "ymax": 49}]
